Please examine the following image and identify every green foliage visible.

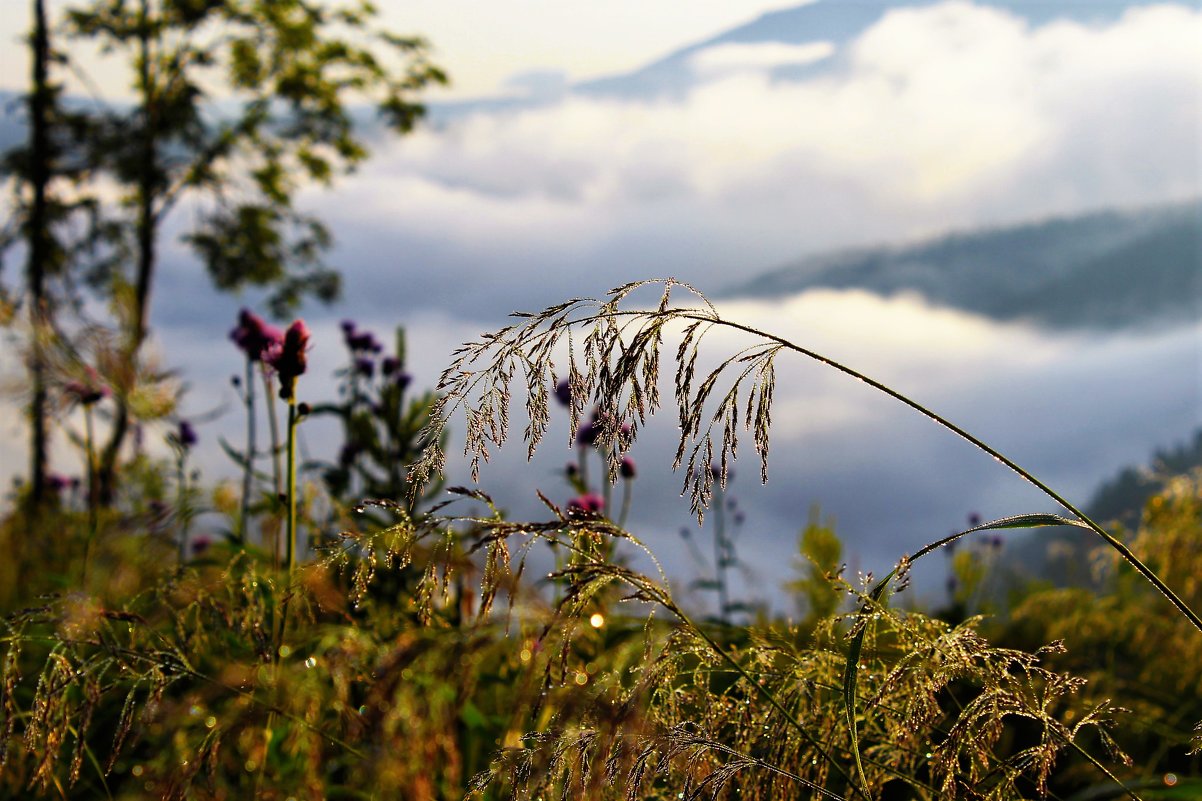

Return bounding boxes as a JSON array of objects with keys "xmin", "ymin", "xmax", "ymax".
[
  {"xmin": 787, "ymin": 508, "xmax": 844, "ymax": 622},
  {"xmin": 61, "ymin": 0, "xmax": 446, "ymax": 312}
]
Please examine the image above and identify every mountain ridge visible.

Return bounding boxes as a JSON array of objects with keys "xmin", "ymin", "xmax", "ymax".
[{"xmin": 725, "ymin": 199, "xmax": 1202, "ymax": 331}]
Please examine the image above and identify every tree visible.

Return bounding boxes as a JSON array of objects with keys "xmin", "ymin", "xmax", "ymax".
[
  {"xmin": 13, "ymin": 0, "xmax": 446, "ymax": 502},
  {"xmin": 1, "ymin": 1, "xmax": 103, "ymax": 514},
  {"xmin": 25, "ymin": 0, "xmax": 54, "ymax": 511}
]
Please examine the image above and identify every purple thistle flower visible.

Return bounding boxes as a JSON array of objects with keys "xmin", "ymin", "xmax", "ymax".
[
  {"xmin": 382, "ymin": 356, "xmax": 402, "ymax": 377},
  {"xmin": 619, "ymin": 457, "xmax": 636, "ymax": 479},
  {"xmin": 266, "ymin": 319, "xmax": 310, "ymax": 400},
  {"xmin": 567, "ymin": 494, "xmax": 604, "ymax": 515},
  {"xmin": 191, "ymin": 535, "xmax": 213, "ymax": 556},
  {"xmin": 709, "ymin": 462, "xmax": 733, "ymax": 483},
  {"xmin": 46, "ymin": 473, "xmax": 71, "ymax": 492},
  {"xmin": 230, "ymin": 309, "xmax": 283, "ymax": 362},
  {"xmin": 396, "ymin": 371, "xmax": 412, "ymax": 391},
  {"xmin": 575, "ymin": 420, "xmax": 599, "ymax": 447},
  {"xmin": 347, "ymin": 331, "xmax": 379, "ymax": 353},
  {"xmin": 177, "ymin": 420, "xmax": 198, "ymax": 449},
  {"xmin": 354, "ymin": 357, "xmax": 375, "ymax": 378},
  {"xmin": 554, "ymin": 378, "xmax": 572, "ymax": 407}
]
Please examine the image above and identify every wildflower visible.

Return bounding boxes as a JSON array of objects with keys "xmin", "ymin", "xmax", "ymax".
[
  {"xmin": 967, "ymin": 512, "xmax": 982, "ymax": 528},
  {"xmin": 382, "ymin": 356, "xmax": 402, "ymax": 376},
  {"xmin": 619, "ymin": 457, "xmax": 636, "ymax": 479},
  {"xmin": 266, "ymin": 319, "xmax": 310, "ymax": 400},
  {"xmin": 177, "ymin": 420, "xmax": 198, "ymax": 449},
  {"xmin": 230, "ymin": 309, "xmax": 282, "ymax": 362},
  {"xmin": 396, "ymin": 371, "xmax": 412, "ymax": 391},
  {"xmin": 354, "ymin": 357, "xmax": 375, "ymax": 378},
  {"xmin": 567, "ymin": 494, "xmax": 604, "ymax": 515},
  {"xmin": 575, "ymin": 420, "xmax": 599, "ymax": 446},
  {"xmin": 191, "ymin": 535, "xmax": 213, "ymax": 556},
  {"xmin": 709, "ymin": 462, "xmax": 733, "ymax": 483},
  {"xmin": 347, "ymin": 330, "xmax": 381, "ymax": 353},
  {"xmin": 554, "ymin": 378, "xmax": 572, "ymax": 407},
  {"xmin": 63, "ymin": 366, "xmax": 109, "ymax": 406},
  {"xmin": 565, "ymin": 462, "xmax": 579, "ymax": 478},
  {"xmin": 46, "ymin": 473, "xmax": 71, "ymax": 492}
]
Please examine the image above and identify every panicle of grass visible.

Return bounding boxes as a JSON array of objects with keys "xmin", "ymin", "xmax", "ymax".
[{"xmin": 409, "ymin": 279, "xmax": 1202, "ymax": 644}]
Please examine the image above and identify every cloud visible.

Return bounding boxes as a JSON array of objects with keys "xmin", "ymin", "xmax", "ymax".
[
  {"xmin": 306, "ymin": 1, "xmax": 1200, "ymax": 323},
  {"xmin": 690, "ymin": 41, "xmax": 836, "ymax": 76}
]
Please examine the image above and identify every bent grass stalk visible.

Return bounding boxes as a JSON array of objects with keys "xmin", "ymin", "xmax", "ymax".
[{"xmin": 412, "ymin": 278, "xmax": 1199, "ymax": 799}]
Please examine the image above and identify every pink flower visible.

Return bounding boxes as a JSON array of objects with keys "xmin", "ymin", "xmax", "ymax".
[
  {"xmin": 230, "ymin": 309, "xmax": 283, "ymax": 362},
  {"xmin": 266, "ymin": 319, "xmax": 310, "ymax": 400},
  {"xmin": 567, "ymin": 494, "xmax": 605, "ymax": 515}
]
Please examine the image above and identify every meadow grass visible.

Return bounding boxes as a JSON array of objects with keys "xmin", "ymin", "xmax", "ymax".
[{"xmin": 1, "ymin": 283, "xmax": 1199, "ymax": 799}]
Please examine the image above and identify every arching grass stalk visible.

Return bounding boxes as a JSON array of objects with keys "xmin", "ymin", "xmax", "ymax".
[
  {"xmin": 410, "ymin": 279, "xmax": 1200, "ymax": 799},
  {"xmin": 411, "ymin": 279, "xmax": 1201, "ymax": 634}
]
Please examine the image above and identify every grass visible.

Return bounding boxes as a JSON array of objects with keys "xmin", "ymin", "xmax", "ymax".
[{"xmin": 0, "ymin": 282, "xmax": 1199, "ymax": 799}]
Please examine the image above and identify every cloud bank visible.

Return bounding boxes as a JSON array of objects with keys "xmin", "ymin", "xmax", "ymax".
[{"xmin": 310, "ymin": 2, "xmax": 1200, "ymax": 321}]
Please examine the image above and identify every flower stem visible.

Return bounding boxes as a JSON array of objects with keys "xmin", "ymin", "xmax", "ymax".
[
  {"xmin": 285, "ymin": 397, "xmax": 298, "ymax": 574},
  {"xmin": 239, "ymin": 356, "xmax": 255, "ymax": 546},
  {"xmin": 81, "ymin": 405, "xmax": 98, "ymax": 585},
  {"xmin": 263, "ymin": 369, "xmax": 282, "ymax": 568},
  {"xmin": 176, "ymin": 451, "xmax": 188, "ymax": 564}
]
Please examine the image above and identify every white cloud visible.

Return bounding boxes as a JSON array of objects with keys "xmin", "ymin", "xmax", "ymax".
[
  {"xmin": 690, "ymin": 41, "xmax": 836, "ymax": 76},
  {"xmin": 321, "ymin": 0, "xmax": 1200, "ymax": 299}
]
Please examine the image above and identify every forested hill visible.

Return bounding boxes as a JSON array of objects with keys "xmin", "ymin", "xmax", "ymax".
[{"xmin": 726, "ymin": 200, "xmax": 1202, "ymax": 332}]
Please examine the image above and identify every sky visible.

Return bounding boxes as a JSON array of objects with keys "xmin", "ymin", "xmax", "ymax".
[
  {"xmin": 1, "ymin": 0, "xmax": 1200, "ymax": 613},
  {"xmin": 0, "ymin": 1, "xmax": 797, "ymax": 99}
]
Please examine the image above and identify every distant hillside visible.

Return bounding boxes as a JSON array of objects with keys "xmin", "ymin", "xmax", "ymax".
[
  {"xmin": 988, "ymin": 429, "xmax": 1202, "ymax": 595},
  {"xmin": 727, "ymin": 200, "xmax": 1202, "ymax": 331},
  {"xmin": 1086, "ymin": 429, "xmax": 1202, "ymax": 529}
]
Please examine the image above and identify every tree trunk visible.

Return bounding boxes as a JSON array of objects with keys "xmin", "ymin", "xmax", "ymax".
[
  {"xmin": 26, "ymin": 0, "xmax": 52, "ymax": 514},
  {"xmin": 98, "ymin": 0, "xmax": 157, "ymax": 504}
]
